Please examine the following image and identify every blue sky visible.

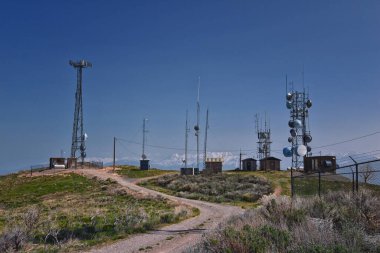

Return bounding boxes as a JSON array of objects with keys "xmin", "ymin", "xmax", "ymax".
[{"xmin": 1, "ymin": 0, "xmax": 380, "ymax": 174}]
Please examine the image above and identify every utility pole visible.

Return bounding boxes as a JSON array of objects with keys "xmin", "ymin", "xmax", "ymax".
[
  {"xmin": 239, "ymin": 149, "xmax": 246, "ymax": 170},
  {"xmin": 194, "ymin": 77, "xmax": 201, "ymax": 169},
  {"xmin": 69, "ymin": 59, "xmax": 92, "ymax": 164},
  {"xmin": 142, "ymin": 118, "xmax": 148, "ymax": 160},
  {"xmin": 203, "ymin": 109, "xmax": 209, "ymax": 169},
  {"xmin": 185, "ymin": 110, "xmax": 189, "ymax": 168},
  {"xmin": 113, "ymin": 137, "xmax": 116, "ymax": 171},
  {"xmin": 239, "ymin": 149, "xmax": 242, "ymax": 170}
]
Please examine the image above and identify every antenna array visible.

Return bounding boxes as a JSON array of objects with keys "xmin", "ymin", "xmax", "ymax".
[
  {"xmin": 255, "ymin": 113, "xmax": 271, "ymax": 160},
  {"xmin": 283, "ymin": 79, "xmax": 313, "ymax": 169}
]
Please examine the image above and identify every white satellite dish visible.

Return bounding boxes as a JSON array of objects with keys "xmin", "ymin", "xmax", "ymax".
[{"xmin": 296, "ymin": 145, "xmax": 307, "ymax": 156}]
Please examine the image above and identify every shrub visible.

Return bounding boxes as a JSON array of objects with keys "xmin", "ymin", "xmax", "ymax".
[
  {"xmin": 196, "ymin": 190, "xmax": 380, "ymax": 253},
  {"xmin": 142, "ymin": 174, "xmax": 272, "ymax": 204}
]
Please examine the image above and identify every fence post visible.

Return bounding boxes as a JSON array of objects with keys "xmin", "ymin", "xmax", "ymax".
[
  {"xmin": 349, "ymin": 156, "xmax": 359, "ymax": 193},
  {"xmin": 30, "ymin": 166, "xmax": 32, "ymax": 176},
  {"xmin": 355, "ymin": 164, "xmax": 359, "ymax": 192},
  {"xmin": 290, "ymin": 168, "xmax": 294, "ymax": 197},
  {"xmin": 352, "ymin": 172, "xmax": 355, "ymax": 193},
  {"xmin": 318, "ymin": 171, "xmax": 321, "ymax": 197}
]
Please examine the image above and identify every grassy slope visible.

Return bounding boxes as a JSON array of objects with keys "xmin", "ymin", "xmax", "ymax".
[
  {"xmin": 116, "ymin": 165, "xmax": 176, "ymax": 178},
  {"xmin": 229, "ymin": 170, "xmax": 380, "ymax": 196},
  {"xmin": 0, "ymin": 172, "xmax": 196, "ymax": 252},
  {"xmin": 292, "ymin": 173, "xmax": 380, "ymax": 195}
]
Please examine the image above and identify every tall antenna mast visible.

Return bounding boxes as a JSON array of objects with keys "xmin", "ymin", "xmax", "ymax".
[
  {"xmin": 142, "ymin": 118, "xmax": 148, "ymax": 160},
  {"xmin": 302, "ymin": 65, "xmax": 305, "ymax": 93},
  {"xmin": 285, "ymin": 74, "xmax": 288, "ymax": 94},
  {"xmin": 203, "ymin": 109, "xmax": 209, "ymax": 169},
  {"xmin": 194, "ymin": 77, "xmax": 201, "ymax": 169},
  {"xmin": 185, "ymin": 110, "xmax": 189, "ymax": 168},
  {"xmin": 256, "ymin": 112, "xmax": 272, "ymax": 164},
  {"xmin": 69, "ymin": 59, "xmax": 92, "ymax": 164}
]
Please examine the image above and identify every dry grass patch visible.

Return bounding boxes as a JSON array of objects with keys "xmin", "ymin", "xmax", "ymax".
[
  {"xmin": 189, "ymin": 189, "xmax": 380, "ymax": 253},
  {"xmin": 0, "ymin": 172, "xmax": 197, "ymax": 252},
  {"xmin": 139, "ymin": 173, "xmax": 272, "ymax": 206}
]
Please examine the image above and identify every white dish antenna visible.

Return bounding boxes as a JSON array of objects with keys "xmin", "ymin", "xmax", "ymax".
[{"xmin": 295, "ymin": 145, "xmax": 307, "ymax": 156}]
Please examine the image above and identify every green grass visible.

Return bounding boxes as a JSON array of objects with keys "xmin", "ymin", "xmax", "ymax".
[
  {"xmin": 0, "ymin": 173, "xmax": 92, "ymax": 208},
  {"xmin": 293, "ymin": 174, "xmax": 380, "ymax": 196},
  {"xmin": 229, "ymin": 170, "xmax": 380, "ymax": 197},
  {"xmin": 116, "ymin": 165, "xmax": 176, "ymax": 178},
  {"xmin": 0, "ymin": 172, "xmax": 196, "ymax": 252}
]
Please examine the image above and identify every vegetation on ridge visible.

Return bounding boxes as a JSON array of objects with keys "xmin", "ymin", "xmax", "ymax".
[
  {"xmin": 139, "ymin": 173, "xmax": 272, "ymax": 206},
  {"xmin": 188, "ymin": 189, "xmax": 380, "ymax": 253},
  {"xmin": 116, "ymin": 165, "xmax": 176, "ymax": 178},
  {"xmin": 0, "ymin": 172, "xmax": 196, "ymax": 252}
]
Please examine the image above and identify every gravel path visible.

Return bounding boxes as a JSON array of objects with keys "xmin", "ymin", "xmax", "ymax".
[{"xmin": 78, "ymin": 169, "xmax": 244, "ymax": 253}]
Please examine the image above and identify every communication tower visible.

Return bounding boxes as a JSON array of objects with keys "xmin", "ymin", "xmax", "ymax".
[
  {"xmin": 140, "ymin": 118, "xmax": 150, "ymax": 170},
  {"xmin": 255, "ymin": 113, "xmax": 271, "ymax": 160},
  {"xmin": 283, "ymin": 78, "xmax": 313, "ymax": 169},
  {"xmin": 69, "ymin": 59, "xmax": 92, "ymax": 163}
]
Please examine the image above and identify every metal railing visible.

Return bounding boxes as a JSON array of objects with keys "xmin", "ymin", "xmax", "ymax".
[{"xmin": 292, "ymin": 159, "xmax": 380, "ymax": 196}]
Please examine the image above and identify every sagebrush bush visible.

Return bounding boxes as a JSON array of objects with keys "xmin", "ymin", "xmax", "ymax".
[
  {"xmin": 143, "ymin": 174, "xmax": 272, "ymax": 203},
  {"xmin": 195, "ymin": 190, "xmax": 380, "ymax": 253}
]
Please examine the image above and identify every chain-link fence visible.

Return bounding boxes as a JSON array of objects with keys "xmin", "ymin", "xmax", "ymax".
[
  {"xmin": 292, "ymin": 159, "xmax": 380, "ymax": 196},
  {"xmin": 29, "ymin": 161, "xmax": 103, "ymax": 175}
]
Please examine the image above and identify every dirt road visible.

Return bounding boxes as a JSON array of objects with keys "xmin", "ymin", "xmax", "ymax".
[{"xmin": 78, "ymin": 169, "xmax": 244, "ymax": 253}]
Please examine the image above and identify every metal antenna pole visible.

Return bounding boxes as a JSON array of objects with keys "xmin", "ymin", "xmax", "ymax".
[
  {"xmin": 239, "ymin": 149, "xmax": 242, "ymax": 170},
  {"xmin": 203, "ymin": 109, "xmax": 209, "ymax": 169},
  {"xmin": 113, "ymin": 137, "xmax": 116, "ymax": 171},
  {"xmin": 142, "ymin": 118, "xmax": 148, "ymax": 160},
  {"xmin": 285, "ymin": 74, "xmax": 288, "ymax": 94},
  {"xmin": 69, "ymin": 60, "xmax": 91, "ymax": 165},
  {"xmin": 194, "ymin": 77, "xmax": 201, "ymax": 169},
  {"xmin": 185, "ymin": 110, "xmax": 189, "ymax": 168}
]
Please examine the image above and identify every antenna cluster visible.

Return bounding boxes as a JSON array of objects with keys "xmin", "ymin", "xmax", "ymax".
[
  {"xmin": 255, "ymin": 113, "xmax": 271, "ymax": 160},
  {"xmin": 283, "ymin": 78, "xmax": 313, "ymax": 169}
]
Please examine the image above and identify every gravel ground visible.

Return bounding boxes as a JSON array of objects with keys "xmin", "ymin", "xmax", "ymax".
[{"xmin": 76, "ymin": 168, "xmax": 244, "ymax": 253}]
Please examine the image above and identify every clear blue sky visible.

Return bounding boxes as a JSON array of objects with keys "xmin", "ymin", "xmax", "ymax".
[{"xmin": 1, "ymin": 0, "xmax": 379, "ymax": 174}]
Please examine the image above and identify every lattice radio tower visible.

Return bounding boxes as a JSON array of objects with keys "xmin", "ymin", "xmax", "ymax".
[
  {"xmin": 283, "ymin": 77, "xmax": 312, "ymax": 169},
  {"xmin": 69, "ymin": 60, "xmax": 92, "ymax": 163},
  {"xmin": 255, "ymin": 113, "xmax": 271, "ymax": 160}
]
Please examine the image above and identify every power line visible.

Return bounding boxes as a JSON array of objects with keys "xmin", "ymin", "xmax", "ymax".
[
  {"xmin": 312, "ymin": 131, "xmax": 380, "ymax": 150},
  {"xmin": 113, "ymin": 130, "xmax": 380, "ymax": 155}
]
